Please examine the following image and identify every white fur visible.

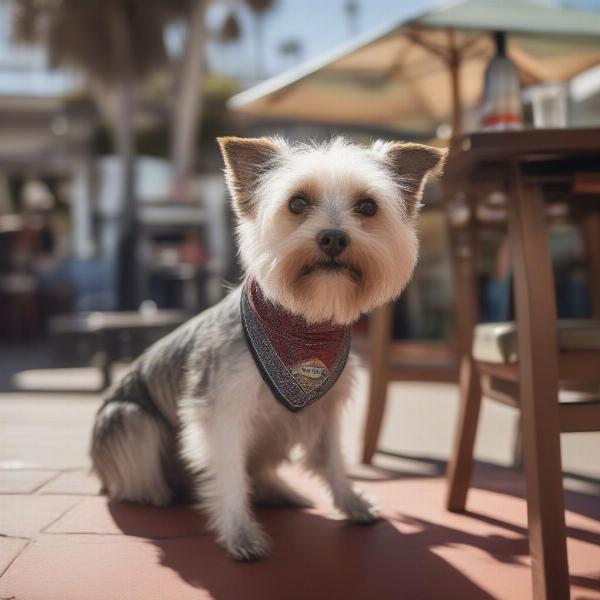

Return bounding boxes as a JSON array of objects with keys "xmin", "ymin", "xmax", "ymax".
[
  {"xmin": 179, "ymin": 352, "xmax": 376, "ymax": 560},
  {"xmin": 92, "ymin": 136, "xmax": 441, "ymax": 561},
  {"xmin": 236, "ymin": 138, "xmax": 420, "ymax": 325}
]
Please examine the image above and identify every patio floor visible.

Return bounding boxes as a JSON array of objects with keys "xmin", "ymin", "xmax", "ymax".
[{"xmin": 1, "ymin": 350, "xmax": 599, "ymax": 599}]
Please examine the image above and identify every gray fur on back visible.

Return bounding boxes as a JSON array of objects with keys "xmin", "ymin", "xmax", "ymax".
[
  {"xmin": 90, "ymin": 281, "xmax": 361, "ymax": 538},
  {"xmin": 135, "ymin": 285, "xmax": 244, "ymax": 426},
  {"xmin": 90, "ymin": 286, "xmax": 246, "ymax": 503}
]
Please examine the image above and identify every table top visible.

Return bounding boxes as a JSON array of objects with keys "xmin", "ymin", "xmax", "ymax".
[{"xmin": 448, "ymin": 127, "xmax": 600, "ymax": 172}]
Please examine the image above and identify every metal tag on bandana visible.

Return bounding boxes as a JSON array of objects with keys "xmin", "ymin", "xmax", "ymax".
[{"xmin": 240, "ymin": 279, "xmax": 351, "ymax": 412}]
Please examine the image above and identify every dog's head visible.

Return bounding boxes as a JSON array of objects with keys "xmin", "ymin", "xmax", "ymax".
[{"xmin": 218, "ymin": 136, "xmax": 445, "ymax": 325}]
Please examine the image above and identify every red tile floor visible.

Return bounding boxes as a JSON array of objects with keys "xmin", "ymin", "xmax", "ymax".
[{"xmin": 1, "ymin": 372, "xmax": 600, "ymax": 599}]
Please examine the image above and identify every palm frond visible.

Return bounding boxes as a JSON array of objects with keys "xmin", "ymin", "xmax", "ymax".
[{"xmin": 11, "ymin": 0, "xmax": 198, "ymax": 85}]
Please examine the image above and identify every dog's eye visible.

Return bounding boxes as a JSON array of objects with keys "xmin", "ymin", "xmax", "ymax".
[
  {"xmin": 289, "ymin": 196, "xmax": 308, "ymax": 215},
  {"xmin": 355, "ymin": 199, "xmax": 377, "ymax": 217}
]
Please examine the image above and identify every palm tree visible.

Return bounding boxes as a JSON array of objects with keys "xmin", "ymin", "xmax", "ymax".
[
  {"xmin": 278, "ymin": 38, "xmax": 302, "ymax": 69},
  {"xmin": 171, "ymin": 0, "xmax": 209, "ymax": 198},
  {"xmin": 219, "ymin": 11, "xmax": 242, "ymax": 44},
  {"xmin": 216, "ymin": 11, "xmax": 243, "ymax": 79},
  {"xmin": 343, "ymin": 0, "xmax": 360, "ymax": 38},
  {"xmin": 243, "ymin": 0, "xmax": 275, "ymax": 80},
  {"xmin": 13, "ymin": 0, "xmax": 195, "ymax": 309}
]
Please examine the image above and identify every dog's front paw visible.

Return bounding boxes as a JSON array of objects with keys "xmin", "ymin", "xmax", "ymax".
[
  {"xmin": 338, "ymin": 488, "xmax": 380, "ymax": 525},
  {"xmin": 223, "ymin": 523, "xmax": 272, "ymax": 561}
]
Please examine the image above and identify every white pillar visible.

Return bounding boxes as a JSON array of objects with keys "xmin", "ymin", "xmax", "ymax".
[{"xmin": 70, "ymin": 159, "xmax": 94, "ymax": 260}]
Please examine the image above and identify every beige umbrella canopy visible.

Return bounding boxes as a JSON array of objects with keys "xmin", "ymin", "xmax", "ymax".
[{"xmin": 229, "ymin": 0, "xmax": 600, "ymax": 136}]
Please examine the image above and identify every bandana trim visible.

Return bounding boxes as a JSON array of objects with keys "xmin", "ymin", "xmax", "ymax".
[{"xmin": 240, "ymin": 280, "xmax": 351, "ymax": 412}]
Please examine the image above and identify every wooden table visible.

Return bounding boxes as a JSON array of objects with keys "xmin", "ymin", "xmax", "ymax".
[{"xmin": 444, "ymin": 128, "xmax": 600, "ymax": 600}]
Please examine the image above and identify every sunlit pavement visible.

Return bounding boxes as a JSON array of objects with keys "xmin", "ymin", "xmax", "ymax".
[{"xmin": 1, "ymin": 365, "xmax": 599, "ymax": 599}]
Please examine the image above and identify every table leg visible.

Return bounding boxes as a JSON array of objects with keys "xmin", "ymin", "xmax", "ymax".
[
  {"xmin": 583, "ymin": 212, "xmax": 600, "ymax": 317},
  {"xmin": 100, "ymin": 357, "xmax": 112, "ymax": 391},
  {"xmin": 362, "ymin": 302, "xmax": 392, "ymax": 464},
  {"xmin": 446, "ymin": 354, "xmax": 482, "ymax": 511},
  {"xmin": 100, "ymin": 331, "xmax": 114, "ymax": 392},
  {"xmin": 508, "ymin": 171, "xmax": 569, "ymax": 600}
]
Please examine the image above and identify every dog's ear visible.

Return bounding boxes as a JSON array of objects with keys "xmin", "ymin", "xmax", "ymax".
[
  {"xmin": 218, "ymin": 136, "xmax": 280, "ymax": 217},
  {"xmin": 383, "ymin": 142, "xmax": 446, "ymax": 217}
]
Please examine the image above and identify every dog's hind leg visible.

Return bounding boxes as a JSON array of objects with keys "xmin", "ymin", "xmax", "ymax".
[{"xmin": 91, "ymin": 400, "xmax": 174, "ymax": 506}]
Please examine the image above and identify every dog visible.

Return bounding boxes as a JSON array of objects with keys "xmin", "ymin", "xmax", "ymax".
[{"xmin": 90, "ymin": 136, "xmax": 445, "ymax": 560}]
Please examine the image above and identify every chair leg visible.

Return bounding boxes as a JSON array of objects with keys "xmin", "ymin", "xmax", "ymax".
[
  {"xmin": 446, "ymin": 355, "xmax": 482, "ymax": 512},
  {"xmin": 361, "ymin": 303, "xmax": 392, "ymax": 464},
  {"xmin": 512, "ymin": 412, "xmax": 524, "ymax": 470},
  {"xmin": 583, "ymin": 212, "xmax": 600, "ymax": 317}
]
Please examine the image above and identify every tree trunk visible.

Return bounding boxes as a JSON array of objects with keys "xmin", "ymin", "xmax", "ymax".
[
  {"xmin": 114, "ymin": 79, "xmax": 138, "ymax": 310},
  {"xmin": 107, "ymin": 3, "xmax": 138, "ymax": 310},
  {"xmin": 171, "ymin": 0, "xmax": 208, "ymax": 198}
]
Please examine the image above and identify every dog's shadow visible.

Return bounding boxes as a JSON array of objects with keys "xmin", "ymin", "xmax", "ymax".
[{"xmin": 107, "ymin": 497, "xmax": 533, "ymax": 600}]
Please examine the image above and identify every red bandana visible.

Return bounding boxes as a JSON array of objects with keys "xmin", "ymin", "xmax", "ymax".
[{"xmin": 240, "ymin": 278, "xmax": 351, "ymax": 412}]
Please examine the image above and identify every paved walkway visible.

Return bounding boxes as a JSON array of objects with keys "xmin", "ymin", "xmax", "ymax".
[{"xmin": 1, "ymin": 369, "xmax": 599, "ymax": 599}]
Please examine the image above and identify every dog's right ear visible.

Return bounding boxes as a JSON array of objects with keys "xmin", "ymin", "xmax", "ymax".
[
  {"xmin": 383, "ymin": 142, "xmax": 447, "ymax": 218},
  {"xmin": 217, "ymin": 136, "xmax": 280, "ymax": 217}
]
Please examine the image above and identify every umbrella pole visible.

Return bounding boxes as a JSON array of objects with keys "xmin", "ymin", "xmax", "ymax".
[
  {"xmin": 448, "ymin": 29, "xmax": 463, "ymax": 138},
  {"xmin": 449, "ymin": 58, "xmax": 462, "ymax": 136}
]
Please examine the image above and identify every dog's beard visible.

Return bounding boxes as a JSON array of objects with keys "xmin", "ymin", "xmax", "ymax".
[
  {"xmin": 299, "ymin": 259, "xmax": 361, "ymax": 283},
  {"xmin": 246, "ymin": 221, "xmax": 418, "ymax": 326}
]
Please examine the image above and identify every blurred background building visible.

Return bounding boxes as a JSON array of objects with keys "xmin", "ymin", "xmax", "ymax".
[{"xmin": 1, "ymin": 0, "xmax": 600, "ymax": 384}]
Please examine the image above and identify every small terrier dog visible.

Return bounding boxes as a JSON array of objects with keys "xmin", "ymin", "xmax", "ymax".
[{"xmin": 91, "ymin": 136, "xmax": 444, "ymax": 560}]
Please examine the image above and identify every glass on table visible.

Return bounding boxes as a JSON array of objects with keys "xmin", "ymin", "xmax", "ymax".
[{"xmin": 527, "ymin": 82, "xmax": 568, "ymax": 129}]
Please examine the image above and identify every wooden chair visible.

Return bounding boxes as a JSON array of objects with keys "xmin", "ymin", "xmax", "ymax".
[
  {"xmin": 443, "ymin": 198, "xmax": 600, "ymax": 599},
  {"xmin": 361, "ymin": 197, "xmax": 508, "ymax": 465},
  {"xmin": 361, "ymin": 302, "xmax": 458, "ymax": 464},
  {"xmin": 446, "ymin": 317, "xmax": 600, "ymax": 593}
]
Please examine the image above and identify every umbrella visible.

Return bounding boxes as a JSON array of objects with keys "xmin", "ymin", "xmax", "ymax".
[{"xmin": 228, "ymin": 0, "xmax": 600, "ymax": 136}]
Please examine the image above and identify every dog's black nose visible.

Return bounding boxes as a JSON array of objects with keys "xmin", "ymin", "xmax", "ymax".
[{"xmin": 316, "ymin": 229, "xmax": 350, "ymax": 258}]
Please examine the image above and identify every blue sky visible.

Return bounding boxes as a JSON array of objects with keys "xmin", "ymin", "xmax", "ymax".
[{"xmin": 206, "ymin": 0, "xmax": 440, "ymax": 81}]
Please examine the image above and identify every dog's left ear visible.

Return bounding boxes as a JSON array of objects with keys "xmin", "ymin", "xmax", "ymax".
[
  {"xmin": 383, "ymin": 143, "xmax": 447, "ymax": 217},
  {"xmin": 218, "ymin": 136, "xmax": 281, "ymax": 218}
]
